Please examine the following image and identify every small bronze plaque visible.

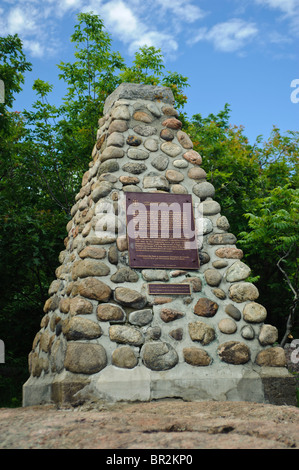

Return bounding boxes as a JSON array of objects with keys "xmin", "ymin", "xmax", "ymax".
[
  {"xmin": 126, "ymin": 192, "xmax": 199, "ymax": 270},
  {"xmin": 148, "ymin": 284, "xmax": 191, "ymax": 295}
]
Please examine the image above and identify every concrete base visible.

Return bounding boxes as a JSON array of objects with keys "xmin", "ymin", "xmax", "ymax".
[{"xmin": 23, "ymin": 365, "xmax": 298, "ymax": 407}]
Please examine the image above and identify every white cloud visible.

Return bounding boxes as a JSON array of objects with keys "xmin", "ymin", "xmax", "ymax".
[
  {"xmin": 155, "ymin": 0, "xmax": 206, "ymax": 23},
  {"xmin": 189, "ymin": 18, "xmax": 258, "ymax": 52},
  {"xmin": 255, "ymin": 0, "xmax": 298, "ymax": 16}
]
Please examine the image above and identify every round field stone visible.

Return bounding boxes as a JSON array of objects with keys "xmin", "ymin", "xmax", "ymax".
[
  {"xmin": 107, "ymin": 132, "xmax": 125, "ymax": 147},
  {"xmin": 173, "ymin": 159, "xmax": 188, "ymax": 169},
  {"xmin": 108, "ymin": 119, "xmax": 128, "ymax": 134},
  {"xmin": 151, "ymin": 155, "xmax": 169, "ymax": 171},
  {"xmin": 225, "ymin": 261, "xmax": 251, "ymax": 282},
  {"xmin": 201, "ymin": 200, "xmax": 221, "ymax": 215},
  {"xmin": 72, "ymin": 277, "xmax": 111, "ymax": 302},
  {"xmin": 171, "ymin": 184, "xmax": 188, "ymax": 194},
  {"xmin": 71, "ymin": 259, "xmax": 110, "ymax": 280},
  {"xmin": 225, "ymin": 304, "xmax": 241, "ymax": 321},
  {"xmin": 208, "ymin": 233, "xmax": 237, "ymax": 245},
  {"xmin": 129, "ymin": 309, "xmax": 153, "ymax": 326},
  {"xmin": 64, "ymin": 342, "xmax": 107, "ymax": 374},
  {"xmin": 160, "ymin": 308, "xmax": 184, "ymax": 323},
  {"xmin": 110, "ymin": 267, "xmax": 139, "ymax": 283},
  {"xmin": 218, "ymin": 318, "xmax": 237, "ymax": 334},
  {"xmin": 142, "ymin": 342, "xmax": 178, "ymax": 371},
  {"xmin": 144, "ymin": 138, "xmax": 159, "ymax": 152},
  {"xmin": 69, "ymin": 296, "xmax": 93, "ymax": 316},
  {"xmin": 216, "ymin": 216, "xmax": 230, "ymax": 231},
  {"xmin": 111, "ymin": 105, "xmax": 130, "ymax": 121},
  {"xmin": 204, "ymin": 268, "xmax": 222, "ymax": 287},
  {"xmin": 161, "ymin": 142, "xmax": 182, "ymax": 157},
  {"xmin": 98, "ymin": 160, "xmax": 119, "ymax": 175},
  {"xmin": 128, "ymin": 148, "xmax": 149, "ymax": 160},
  {"xmin": 100, "ymin": 146, "xmax": 124, "ymax": 162},
  {"xmin": 229, "ymin": 283, "xmax": 259, "ymax": 303},
  {"xmin": 243, "ymin": 302, "xmax": 267, "ymax": 322},
  {"xmin": 133, "ymin": 125, "xmax": 157, "ymax": 137},
  {"xmin": 126, "ymin": 135, "xmax": 142, "ymax": 146},
  {"xmin": 133, "ymin": 111, "xmax": 154, "ymax": 123},
  {"xmin": 112, "ymin": 346, "xmax": 138, "ymax": 369},
  {"xmin": 217, "ymin": 341, "xmax": 250, "ymax": 364},
  {"xmin": 160, "ymin": 128, "xmax": 174, "ymax": 141},
  {"xmin": 183, "ymin": 347, "xmax": 211, "ymax": 366},
  {"xmin": 97, "ymin": 303, "xmax": 125, "ymax": 322},
  {"xmin": 165, "ymin": 169, "xmax": 184, "ymax": 183},
  {"xmin": 188, "ymin": 321, "xmax": 215, "ymax": 345},
  {"xmin": 162, "ymin": 118, "xmax": 182, "ymax": 129},
  {"xmin": 143, "ymin": 175, "xmax": 169, "ymax": 191},
  {"xmin": 241, "ymin": 325, "xmax": 255, "ymax": 340},
  {"xmin": 188, "ymin": 167, "xmax": 207, "ymax": 180},
  {"xmin": 255, "ymin": 347, "xmax": 286, "ymax": 367},
  {"xmin": 183, "ymin": 150, "xmax": 202, "ymax": 165},
  {"xmin": 109, "ymin": 325, "xmax": 144, "ymax": 346},
  {"xmin": 79, "ymin": 246, "xmax": 106, "ymax": 260},
  {"xmin": 62, "ymin": 317, "xmax": 102, "ymax": 341},
  {"xmin": 258, "ymin": 324, "xmax": 278, "ymax": 345},
  {"xmin": 215, "ymin": 247, "xmax": 244, "ymax": 259},
  {"xmin": 193, "ymin": 182, "xmax": 215, "ymax": 200},
  {"xmin": 122, "ymin": 162, "xmax": 147, "ymax": 174},
  {"xmin": 194, "ymin": 298, "xmax": 219, "ymax": 317},
  {"xmin": 114, "ymin": 287, "xmax": 147, "ymax": 309},
  {"xmin": 177, "ymin": 130, "xmax": 193, "ymax": 149},
  {"xmin": 169, "ymin": 328, "xmax": 183, "ymax": 341}
]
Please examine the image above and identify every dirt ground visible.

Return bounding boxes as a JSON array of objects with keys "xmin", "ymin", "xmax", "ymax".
[{"xmin": 0, "ymin": 399, "xmax": 298, "ymax": 450}]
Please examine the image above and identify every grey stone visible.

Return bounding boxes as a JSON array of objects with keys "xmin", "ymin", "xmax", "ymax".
[
  {"xmin": 208, "ymin": 233, "xmax": 237, "ymax": 245},
  {"xmin": 128, "ymin": 148, "xmax": 149, "ymax": 160},
  {"xmin": 171, "ymin": 184, "xmax": 188, "ymax": 194},
  {"xmin": 98, "ymin": 160, "xmax": 119, "ymax": 175},
  {"xmin": 151, "ymin": 155, "xmax": 169, "ymax": 171},
  {"xmin": 142, "ymin": 269, "xmax": 169, "ymax": 281},
  {"xmin": 201, "ymin": 200, "xmax": 221, "ymax": 215},
  {"xmin": 144, "ymin": 138, "xmax": 159, "ymax": 151},
  {"xmin": 173, "ymin": 159, "xmax": 188, "ymax": 169},
  {"xmin": 133, "ymin": 125, "xmax": 157, "ymax": 137},
  {"xmin": 161, "ymin": 142, "xmax": 182, "ymax": 157},
  {"xmin": 91, "ymin": 181, "xmax": 113, "ymax": 202},
  {"xmin": 217, "ymin": 215, "xmax": 230, "ymax": 231},
  {"xmin": 100, "ymin": 146, "xmax": 124, "ymax": 162},
  {"xmin": 104, "ymin": 83, "xmax": 174, "ymax": 115},
  {"xmin": 188, "ymin": 167, "xmax": 207, "ymax": 180},
  {"xmin": 193, "ymin": 182, "xmax": 215, "ymax": 200},
  {"xmin": 225, "ymin": 261, "xmax": 251, "ymax": 282},
  {"xmin": 109, "ymin": 325, "xmax": 144, "ymax": 346},
  {"xmin": 143, "ymin": 175, "xmax": 169, "ymax": 190},
  {"xmin": 107, "ymin": 132, "xmax": 125, "ymax": 147},
  {"xmin": 147, "ymin": 102, "xmax": 161, "ymax": 117},
  {"xmin": 213, "ymin": 260, "xmax": 229, "ymax": 269},
  {"xmin": 225, "ymin": 304, "xmax": 241, "ymax": 321},
  {"xmin": 145, "ymin": 326, "xmax": 161, "ymax": 341},
  {"xmin": 122, "ymin": 162, "xmax": 147, "ymax": 174},
  {"xmin": 111, "ymin": 267, "xmax": 139, "ymax": 283},
  {"xmin": 111, "ymin": 105, "xmax": 130, "ymax": 121},
  {"xmin": 129, "ymin": 309, "xmax": 153, "ymax": 326},
  {"xmin": 142, "ymin": 342, "xmax": 178, "ymax": 371},
  {"xmin": 122, "ymin": 185, "xmax": 142, "ymax": 192},
  {"xmin": 241, "ymin": 325, "xmax": 255, "ymax": 340}
]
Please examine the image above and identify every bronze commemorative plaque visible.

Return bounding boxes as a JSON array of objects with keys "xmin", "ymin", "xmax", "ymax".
[
  {"xmin": 148, "ymin": 284, "xmax": 191, "ymax": 295},
  {"xmin": 125, "ymin": 192, "xmax": 199, "ymax": 269}
]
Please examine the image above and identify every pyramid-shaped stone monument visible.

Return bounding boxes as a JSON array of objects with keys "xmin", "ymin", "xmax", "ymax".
[{"xmin": 23, "ymin": 83, "xmax": 296, "ymax": 407}]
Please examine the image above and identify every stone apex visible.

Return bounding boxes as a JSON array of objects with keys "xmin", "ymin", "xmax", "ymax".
[{"xmin": 103, "ymin": 82, "xmax": 175, "ymax": 114}]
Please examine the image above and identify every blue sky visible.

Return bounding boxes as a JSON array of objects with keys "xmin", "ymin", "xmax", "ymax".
[{"xmin": 1, "ymin": 0, "xmax": 299, "ymax": 143}]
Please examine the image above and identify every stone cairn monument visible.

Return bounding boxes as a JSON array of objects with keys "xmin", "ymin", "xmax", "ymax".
[{"xmin": 23, "ymin": 83, "xmax": 296, "ymax": 407}]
